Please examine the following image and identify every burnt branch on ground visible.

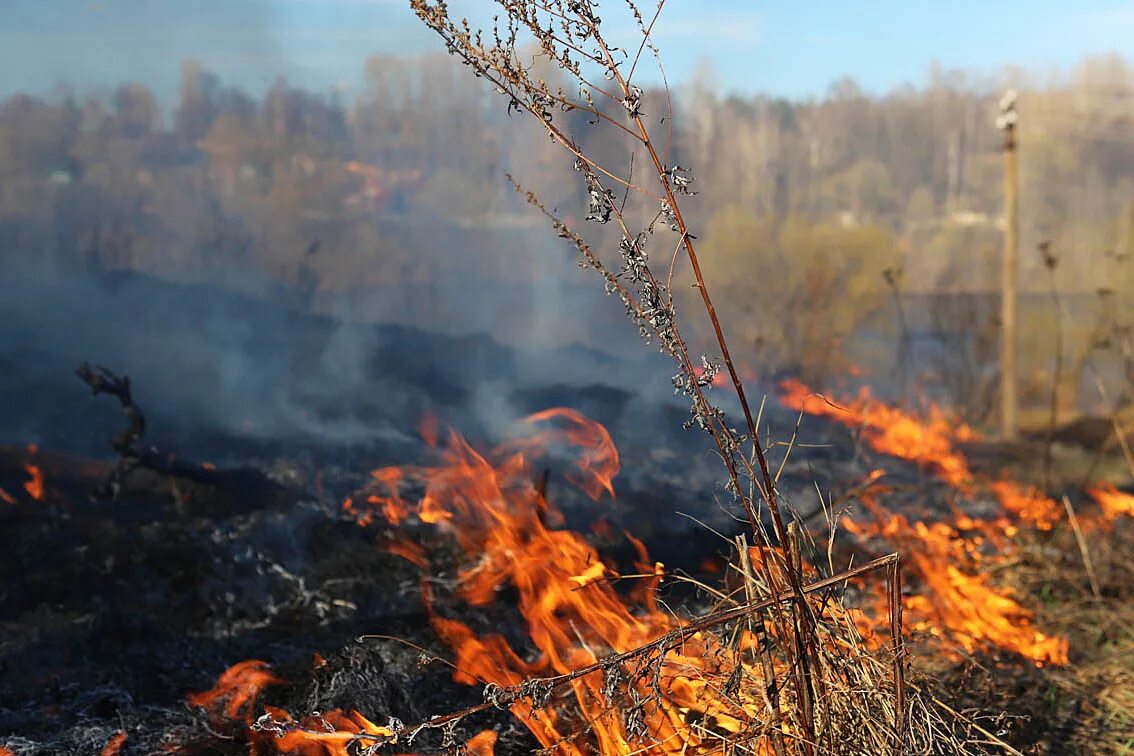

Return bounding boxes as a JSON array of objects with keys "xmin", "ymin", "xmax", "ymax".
[{"xmin": 75, "ymin": 361, "xmax": 276, "ymax": 499}]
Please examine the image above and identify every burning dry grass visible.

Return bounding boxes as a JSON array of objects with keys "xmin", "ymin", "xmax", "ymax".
[
  {"xmin": 9, "ymin": 1, "xmax": 1115, "ymax": 752},
  {"xmin": 780, "ymin": 379, "xmax": 1073, "ymax": 665},
  {"xmin": 779, "ymin": 379, "xmax": 1134, "ymax": 751},
  {"xmin": 162, "ymin": 386, "xmax": 1134, "ymax": 754},
  {"xmin": 187, "ymin": 659, "xmax": 285, "ymax": 724},
  {"xmin": 215, "ymin": 408, "xmax": 995, "ymax": 755},
  {"xmin": 918, "ymin": 516, "xmax": 1134, "ymax": 753}
]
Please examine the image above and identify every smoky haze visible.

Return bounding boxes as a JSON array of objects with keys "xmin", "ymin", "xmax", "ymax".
[
  {"xmin": 0, "ymin": 43, "xmax": 664, "ymax": 456},
  {"xmin": 0, "ymin": 29, "xmax": 1132, "ymax": 446}
]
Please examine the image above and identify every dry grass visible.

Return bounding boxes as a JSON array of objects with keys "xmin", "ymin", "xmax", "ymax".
[
  {"xmin": 701, "ymin": 544, "xmax": 996, "ymax": 754},
  {"xmin": 913, "ymin": 514, "xmax": 1134, "ymax": 754},
  {"xmin": 387, "ymin": 2, "xmax": 1069, "ymax": 753}
]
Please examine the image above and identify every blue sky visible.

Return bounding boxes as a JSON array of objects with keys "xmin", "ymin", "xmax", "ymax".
[{"xmin": 2, "ymin": 1, "xmax": 1132, "ymax": 102}]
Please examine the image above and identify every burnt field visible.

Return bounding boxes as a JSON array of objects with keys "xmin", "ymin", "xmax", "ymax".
[
  {"xmin": 0, "ymin": 269, "xmax": 780, "ymax": 754},
  {"xmin": 2, "ymin": 4, "xmax": 1133, "ymax": 750},
  {"xmin": 2, "ymin": 269, "xmax": 1132, "ymax": 755}
]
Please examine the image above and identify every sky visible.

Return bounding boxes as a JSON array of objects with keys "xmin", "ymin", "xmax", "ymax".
[{"xmin": 1, "ymin": 0, "xmax": 1132, "ymax": 103}]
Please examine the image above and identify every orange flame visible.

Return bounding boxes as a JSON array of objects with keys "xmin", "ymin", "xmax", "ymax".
[
  {"xmin": 385, "ymin": 539, "xmax": 428, "ymax": 568},
  {"xmin": 100, "ymin": 731, "xmax": 128, "ymax": 756},
  {"xmin": 336, "ymin": 408, "xmax": 779, "ymax": 753},
  {"xmin": 186, "ymin": 660, "xmax": 284, "ymax": 723},
  {"xmin": 252, "ymin": 706, "xmax": 495, "ymax": 756},
  {"xmin": 779, "ymin": 379, "xmax": 974, "ymax": 488},
  {"xmin": 260, "ymin": 708, "xmax": 399, "ymax": 755},
  {"xmin": 987, "ymin": 480, "xmax": 1060, "ymax": 531},
  {"xmin": 849, "ymin": 499, "xmax": 1067, "ymax": 664},
  {"xmin": 780, "ymin": 380, "xmax": 1068, "ymax": 664},
  {"xmin": 513, "ymin": 408, "xmax": 620, "ymax": 500},
  {"xmin": 1087, "ymin": 485, "xmax": 1134, "ymax": 520},
  {"xmin": 465, "ymin": 729, "xmax": 498, "ymax": 756},
  {"xmin": 22, "ymin": 444, "xmax": 44, "ymax": 500}
]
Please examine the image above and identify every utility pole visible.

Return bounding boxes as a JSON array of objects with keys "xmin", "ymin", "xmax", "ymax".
[{"xmin": 996, "ymin": 90, "xmax": 1019, "ymax": 440}]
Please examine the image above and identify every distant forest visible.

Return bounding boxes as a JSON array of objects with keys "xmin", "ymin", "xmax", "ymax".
[{"xmin": 1, "ymin": 52, "xmax": 1131, "ymax": 413}]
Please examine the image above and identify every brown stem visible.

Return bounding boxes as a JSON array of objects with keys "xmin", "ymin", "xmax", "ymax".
[
  {"xmin": 582, "ymin": 21, "xmax": 819, "ymax": 746},
  {"xmin": 342, "ymin": 554, "xmax": 900, "ymax": 746}
]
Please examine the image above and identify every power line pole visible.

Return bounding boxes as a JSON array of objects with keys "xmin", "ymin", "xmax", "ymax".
[{"xmin": 997, "ymin": 90, "xmax": 1020, "ymax": 440}]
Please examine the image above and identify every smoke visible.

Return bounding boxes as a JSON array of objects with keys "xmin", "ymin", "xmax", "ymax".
[
  {"xmin": 0, "ymin": 253, "xmax": 675, "ymax": 464},
  {"xmin": 0, "ymin": 3, "xmax": 698, "ymax": 462}
]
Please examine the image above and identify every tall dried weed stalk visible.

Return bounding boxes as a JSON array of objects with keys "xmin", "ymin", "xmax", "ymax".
[{"xmin": 405, "ymin": 2, "xmax": 984, "ymax": 752}]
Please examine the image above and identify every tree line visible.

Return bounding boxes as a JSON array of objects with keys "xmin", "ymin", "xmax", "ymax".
[{"xmin": 1, "ymin": 52, "xmax": 1130, "ymax": 418}]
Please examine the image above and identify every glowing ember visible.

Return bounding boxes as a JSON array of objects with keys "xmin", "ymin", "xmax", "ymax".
[
  {"xmin": 22, "ymin": 445, "xmax": 45, "ymax": 501},
  {"xmin": 0, "ymin": 486, "xmax": 15, "ymax": 505},
  {"xmin": 1088, "ymin": 485, "xmax": 1134, "ymax": 520},
  {"xmin": 187, "ymin": 660, "xmax": 284, "ymax": 723},
  {"xmin": 257, "ymin": 708, "xmax": 399, "ymax": 755},
  {"xmin": 99, "ymin": 731, "xmax": 128, "ymax": 756},
  {"xmin": 341, "ymin": 496, "xmax": 375, "ymax": 527},
  {"xmin": 23, "ymin": 464, "xmax": 44, "ymax": 500}
]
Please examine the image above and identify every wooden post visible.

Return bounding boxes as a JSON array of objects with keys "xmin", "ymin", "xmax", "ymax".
[{"xmin": 997, "ymin": 90, "xmax": 1019, "ymax": 441}]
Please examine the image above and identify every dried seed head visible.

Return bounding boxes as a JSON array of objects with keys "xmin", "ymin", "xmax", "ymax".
[
  {"xmin": 622, "ymin": 85, "xmax": 644, "ymax": 118},
  {"xmin": 665, "ymin": 164, "xmax": 697, "ymax": 195},
  {"xmin": 584, "ymin": 174, "xmax": 614, "ymax": 224}
]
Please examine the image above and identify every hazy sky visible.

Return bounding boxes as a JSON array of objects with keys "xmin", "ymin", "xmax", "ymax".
[{"xmin": 2, "ymin": 1, "xmax": 1132, "ymax": 102}]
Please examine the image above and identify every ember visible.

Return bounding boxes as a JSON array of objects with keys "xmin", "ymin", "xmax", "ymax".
[
  {"xmin": 99, "ymin": 731, "xmax": 128, "ymax": 756},
  {"xmin": 22, "ymin": 445, "xmax": 44, "ymax": 501}
]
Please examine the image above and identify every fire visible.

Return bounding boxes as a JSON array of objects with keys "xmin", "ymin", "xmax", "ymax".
[
  {"xmin": 778, "ymin": 380, "xmax": 1065, "ymax": 529},
  {"xmin": 568, "ymin": 560, "xmax": 609, "ymax": 587},
  {"xmin": 988, "ymin": 480, "xmax": 1060, "ymax": 530},
  {"xmin": 203, "ymin": 392, "xmax": 1125, "ymax": 752},
  {"xmin": 100, "ymin": 732, "xmax": 128, "ymax": 756},
  {"xmin": 465, "ymin": 729, "xmax": 498, "ymax": 756},
  {"xmin": 22, "ymin": 444, "xmax": 44, "ymax": 500},
  {"xmin": 849, "ymin": 493, "xmax": 1068, "ymax": 664},
  {"xmin": 187, "ymin": 660, "xmax": 285, "ymax": 723},
  {"xmin": 251, "ymin": 707, "xmax": 497, "ymax": 756},
  {"xmin": 779, "ymin": 379, "xmax": 974, "ymax": 488},
  {"xmin": 334, "ymin": 407, "xmax": 778, "ymax": 753},
  {"xmin": 257, "ymin": 708, "xmax": 399, "ymax": 754},
  {"xmin": 385, "ymin": 539, "xmax": 429, "ymax": 568},
  {"xmin": 23, "ymin": 464, "xmax": 44, "ymax": 500},
  {"xmin": 1088, "ymin": 485, "xmax": 1134, "ymax": 520},
  {"xmin": 780, "ymin": 381, "xmax": 1072, "ymax": 664}
]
